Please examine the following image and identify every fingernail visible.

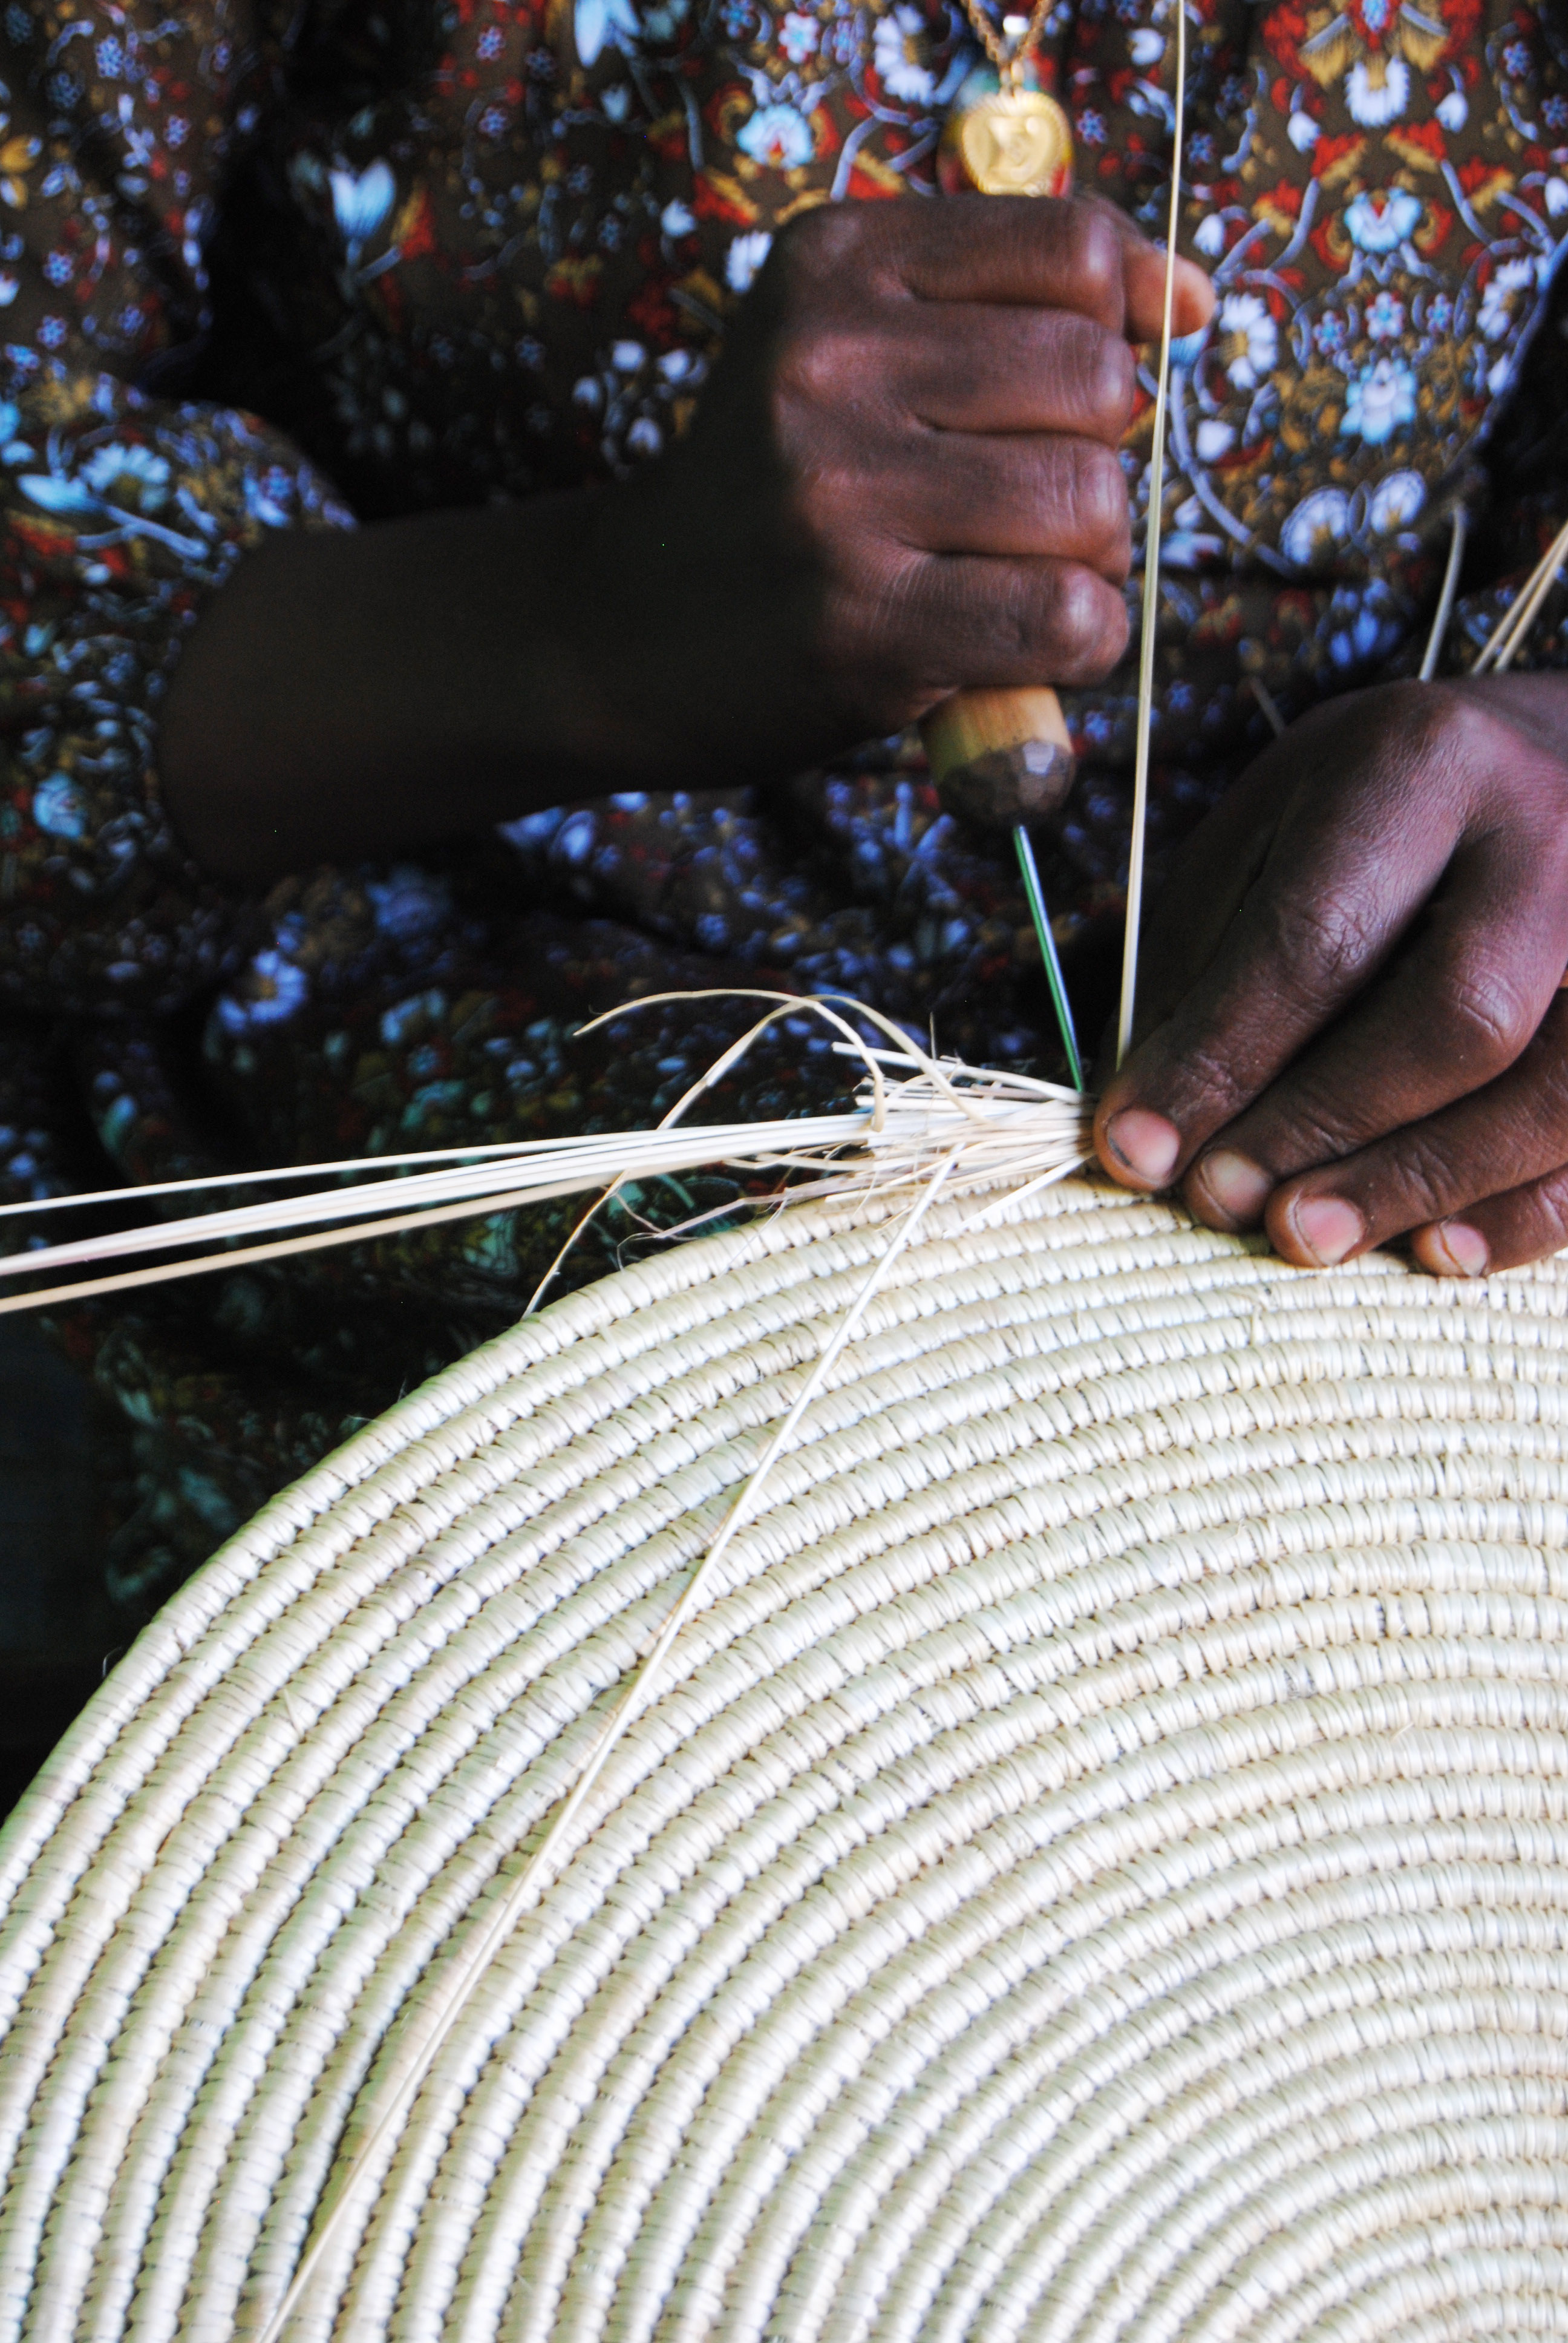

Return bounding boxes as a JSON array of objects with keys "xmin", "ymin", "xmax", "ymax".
[
  {"xmin": 1194, "ymin": 1148, "xmax": 1271, "ymax": 1225},
  {"xmin": 1287, "ymin": 1194, "xmax": 1365, "ymax": 1267},
  {"xmin": 1103, "ymin": 1108, "xmax": 1181, "ymax": 1185},
  {"xmin": 1429, "ymin": 1219, "xmax": 1489, "ymax": 1278}
]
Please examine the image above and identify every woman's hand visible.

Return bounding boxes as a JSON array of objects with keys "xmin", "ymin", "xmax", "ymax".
[
  {"xmin": 1092, "ymin": 672, "xmax": 1568, "ymax": 1275},
  {"xmin": 160, "ymin": 195, "xmax": 1210, "ymax": 886},
  {"xmin": 662, "ymin": 194, "xmax": 1214, "ymax": 742}
]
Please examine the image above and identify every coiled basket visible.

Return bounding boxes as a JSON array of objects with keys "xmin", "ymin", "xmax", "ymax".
[{"xmin": 2, "ymin": 1177, "xmax": 1568, "ymax": 2341}]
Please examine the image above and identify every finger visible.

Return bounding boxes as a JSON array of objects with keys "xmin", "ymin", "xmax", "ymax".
[
  {"xmin": 1078, "ymin": 195, "xmax": 1215, "ymax": 342},
  {"xmin": 1094, "ymin": 689, "xmax": 1470, "ymax": 1192},
  {"xmin": 789, "ymin": 194, "xmax": 1126, "ymax": 329},
  {"xmin": 1411, "ymin": 1166, "xmax": 1568, "ymax": 1277},
  {"xmin": 889, "ymin": 551, "xmax": 1130, "ymax": 689},
  {"xmin": 883, "ymin": 431, "xmax": 1130, "ymax": 572},
  {"xmin": 1250, "ymin": 994, "xmax": 1568, "ymax": 1268},
  {"xmin": 846, "ymin": 195, "xmax": 1212, "ymax": 338},
  {"xmin": 898, "ymin": 306, "xmax": 1135, "ymax": 442},
  {"xmin": 1183, "ymin": 820, "xmax": 1568, "ymax": 1231}
]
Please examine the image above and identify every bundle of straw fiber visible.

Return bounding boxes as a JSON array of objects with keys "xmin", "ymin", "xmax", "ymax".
[{"xmin": 3, "ymin": 1172, "xmax": 1568, "ymax": 2341}]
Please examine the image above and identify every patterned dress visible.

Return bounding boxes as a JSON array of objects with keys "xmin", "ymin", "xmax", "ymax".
[{"xmin": 2, "ymin": 0, "xmax": 1567, "ymax": 1608}]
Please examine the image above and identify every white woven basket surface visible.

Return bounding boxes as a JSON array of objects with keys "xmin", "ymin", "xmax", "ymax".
[{"xmin": 4, "ymin": 1175, "xmax": 1568, "ymax": 2342}]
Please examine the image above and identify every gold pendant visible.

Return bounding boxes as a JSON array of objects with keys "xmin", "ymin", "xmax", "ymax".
[{"xmin": 941, "ymin": 86, "xmax": 1073, "ymax": 198}]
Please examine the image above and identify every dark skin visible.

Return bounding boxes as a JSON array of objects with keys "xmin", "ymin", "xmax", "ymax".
[
  {"xmin": 159, "ymin": 194, "xmax": 1211, "ymax": 882},
  {"xmin": 164, "ymin": 189, "xmax": 1568, "ymax": 1282},
  {"xmin": 1093, "ymin": 670, "xmax": 1568, "ymax": 1278}
]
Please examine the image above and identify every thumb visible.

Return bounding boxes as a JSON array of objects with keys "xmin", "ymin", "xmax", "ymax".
[
  {"xmin": 1122, "ymin": 237, "xmax": 1215, "ymax": 343},
  {"xmin": 1077, "ymin": 195, "xmax": 1214, "ymax": 342}
]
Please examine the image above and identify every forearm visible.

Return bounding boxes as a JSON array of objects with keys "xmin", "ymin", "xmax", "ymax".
[
  {"xmin": 160, "ymin": 200, "xmax": 1209, "ymax": 893},
  {"xmin": 162, "ymin": 485, "xmax": 659, "ymax": 885},
  {"xmin": 157, "ymin": 471, "xmax": 825, "ymax": 888}
]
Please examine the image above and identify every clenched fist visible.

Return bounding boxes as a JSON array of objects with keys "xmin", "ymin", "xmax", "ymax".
[
  {"xmin": 162, "ymin": 194, "xmax": 1212, "ymax": 882},
  {"xmin": 663, "ymin": 192, "xmax": 1215, "ymax": 750}
]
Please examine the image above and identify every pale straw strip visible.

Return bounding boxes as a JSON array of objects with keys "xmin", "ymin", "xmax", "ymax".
[
  {"xmin": 1116, "ymin": 0, "xmax": 1187, "ymax": 1070},
  {"xmin": 577, "ymin": 988, "xmax": 1051, "ymax": 1131},
  {"xmin": 829, "ymin": 1042, "xmax": 1076, "ymax": 1098},
  {"xmin": 0, "ymin": 1130, "xmax": 656, "ymax": 1222},
  {"xmin": 0, "ymin": 1179, "xmax": 553, "ymax": 1318},
  {"xmin": 252, "ymin": 1145, "xmax": 962, "ymax": 2343},
  {"xmin": 1471, "ymin": 510, "xmax": 1568, "ymax": 673},
  {"xmin": 0, "ymin": 992, "xmax": 1089, "ymax": 1313},
  {"xmin": 0, "ymin": 1070, "xmax": 1086, "ymax": 1318},
  {"xmin": 0, "ymin": 1115, "xmax": 861, "ymax": 1284},
  {"xmin": 1247, "ymin": 675, "xmax": 1287, "ymax": 738},
  {"xmin": 0, "ymin": 1110, "xmax": 884, "ymax": 1319},
  {"xmin": 521, "ymin": 991, "xmax": 905, "ymax": 1315},
  {"xmin": 1419, "ymin": 505, "xmax": 1468, "ymax": 681},
  {"xmin": 1256, "ymin": 497, "xmax": 1465, "ymax": 732},
  {"xmin": 1489, "ymin": 526, "xmax": 1568, "ymax": 670}
]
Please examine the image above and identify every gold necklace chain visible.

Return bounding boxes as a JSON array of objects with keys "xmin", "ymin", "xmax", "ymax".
[
  {"xmin": 937, "ymin": 0, "xmax": 1073, "ymax": 198},
  {"xmin": 953, "ymin": 0, "xmax": 1056, "ymax": 90}
]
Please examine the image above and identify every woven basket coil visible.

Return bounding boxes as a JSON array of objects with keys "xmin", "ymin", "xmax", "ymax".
[{"xmin": 3, "ymin": 1175, "xmax": 1568, "ymax": 2341}]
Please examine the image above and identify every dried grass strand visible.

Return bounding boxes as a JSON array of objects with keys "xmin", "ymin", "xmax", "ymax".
[
  {"xmin": 1472, "ymin": 511, "xmax": 1568, "ymax": 674},
  {"xmin": 1116, "ymin": 0, "xmax": 1187, "ymax": 1070},
  {"xmin": 1247, "ymin": 675, "xmax": 1287, "ymax": 737},
  {"xmin": 0, "ymin": 995, "xmax": 1089, "ymax": 1317},
  {"xmin": 1419, "ymin": 505, "xmax": 1468, "ymax": 681},
  {"xmin": 252, "ymin": 1144, "xmax": 963, "ymax": 2343},
  {"xmin": 244, "ymin": 1005, "xmax": 1080, "ymax": 2333}
]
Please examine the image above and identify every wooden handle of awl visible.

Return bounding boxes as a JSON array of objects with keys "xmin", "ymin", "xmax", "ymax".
[
  {"xmin": 920, "ymin": 685, "xmax": 1077, "ymax": 836},
  {"xmin": 918, "ymin": 94, "xmax": 1084, "ymax": 841}
]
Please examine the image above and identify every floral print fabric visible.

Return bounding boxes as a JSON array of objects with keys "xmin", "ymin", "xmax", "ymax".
[{"xmin": 1, "ymin": 0, "xmax": 1567, "ymax": 1605}]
